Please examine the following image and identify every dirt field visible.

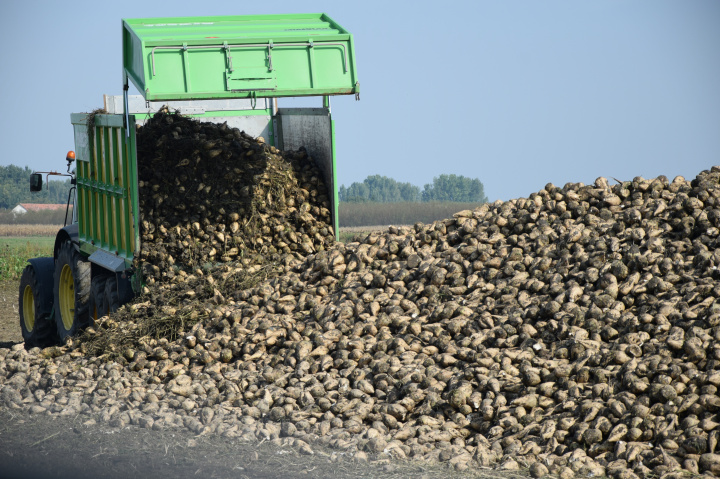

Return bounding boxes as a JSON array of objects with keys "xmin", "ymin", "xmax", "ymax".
[{"xmin": 3, "ymin": 408, "xmax": 502, "ymax": 479}]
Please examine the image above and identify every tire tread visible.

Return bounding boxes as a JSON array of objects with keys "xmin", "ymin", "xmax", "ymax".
[{"xmin": 19, "ymin": 265, "xmax": 59, "ymax": 348}]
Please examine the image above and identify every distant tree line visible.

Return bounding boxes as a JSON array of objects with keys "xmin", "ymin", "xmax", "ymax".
[
  {"xmin": 339, "ymin": 174, "xmax": 488, "ymax": 204},
  {"xmin": 0, "ymin": 165, "xmax": 73, "ymax": 209}
]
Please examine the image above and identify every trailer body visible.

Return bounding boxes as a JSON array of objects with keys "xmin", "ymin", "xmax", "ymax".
[{"xmin": 122, "ymin": 13, "xmax": 359, "ymax": 101}]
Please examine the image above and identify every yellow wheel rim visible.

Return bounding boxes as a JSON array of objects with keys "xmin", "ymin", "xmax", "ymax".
[
  {"xmin": 59, "ymin": 264, "xmax": 75, "ymax": 330},
  {"xmin": 23, "ymin": 285, "xmax": 35, "ymax": 332}
]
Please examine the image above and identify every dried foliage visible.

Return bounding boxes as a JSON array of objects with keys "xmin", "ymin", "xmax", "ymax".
[
  {"xmin": 0, "ymin": 210, "xmax": 71, "ymax": 226},
  {"xmin": 339, "ymin": 201, "xmax": 483, "ymax": 227},
  {"xmin": 0, "ymin": 224, "xmax": 62, "ymax": 237}
]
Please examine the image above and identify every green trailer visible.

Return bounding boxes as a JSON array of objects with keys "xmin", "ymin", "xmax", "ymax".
[{"xmin": 19, "ymin": 13, "xmax": 359, "ymax": 348}]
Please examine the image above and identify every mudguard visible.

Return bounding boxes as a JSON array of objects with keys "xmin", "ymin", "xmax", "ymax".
[{"xmin": 54, "ymin": 223, "xmax": 79, "ymax": 259}]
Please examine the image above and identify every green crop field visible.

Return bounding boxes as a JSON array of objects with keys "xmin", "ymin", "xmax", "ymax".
[{"xmin": 0, "ymin": 237, "xmax": 55, "ymax": 281}]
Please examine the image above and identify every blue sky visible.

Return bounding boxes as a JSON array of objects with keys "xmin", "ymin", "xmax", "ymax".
[{"xmin": 1, "ymin": 0, "xmax": 718, "ymax": 202}]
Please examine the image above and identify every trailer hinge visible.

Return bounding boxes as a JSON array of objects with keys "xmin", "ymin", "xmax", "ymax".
[{"xmin": 223, "ymin": 42, "xmax": 233, "ymax": 72}]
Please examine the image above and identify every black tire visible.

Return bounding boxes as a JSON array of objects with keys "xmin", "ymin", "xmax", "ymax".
[
  {"xmin": 104, "ymin": 275, "xmax": 121, "ymax": 314},
  {"xmin": 53, "ymin": 241, "xmax": 91, "ymax": 340},
  {"xmin": 89, "ymin": 274, "xmax": 109, "ymax": 323},
  {"xmin": 19, "ymin": 264, "xmax": 60, "ymax": 348}
]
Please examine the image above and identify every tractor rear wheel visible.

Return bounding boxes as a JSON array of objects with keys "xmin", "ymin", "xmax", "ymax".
[
  {"xmin": 104, "ymin": 275, "xmax": 121, "ymax": 314},
  {"xmin": 89, "ymin": 274, "xmax": 110, "ymax": 323},
  {"xmin": 53, "ymin": 241, "xmax": 91, "ymax": 341},
  {"xmin": 19, "ymin": 264, "xmax": 59, "ymax": 348}
]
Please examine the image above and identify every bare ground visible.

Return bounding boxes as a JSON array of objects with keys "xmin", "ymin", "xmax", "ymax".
[
  {"xmin": 3, "ymin": 408, "xmax": 496, "ymax": 479},
  {"xmin": 338, "ymin": 226, "xmax": 394, "ymax": 233},
  {"xmin": 0, "ymin": 403, "xmax": 520, "ymax": 479}
]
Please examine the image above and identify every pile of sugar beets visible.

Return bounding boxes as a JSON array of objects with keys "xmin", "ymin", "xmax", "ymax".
[
  {"xmin": 2, "ymin": 111, "xmax": 720, "ymax": 478},
  {"xmin": 82, "ymin": 110, "xmax": 338, "ymax": 348},
  {"xmin": 135, "ymin": 109, "xmax": 335, "ymax": 276}
]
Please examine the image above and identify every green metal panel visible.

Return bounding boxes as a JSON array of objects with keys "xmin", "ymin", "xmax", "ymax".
[
  {"xmin": 71, "ymin": 113, "xmax": 139, "ymax": 269},
  {"xmin": 275, "ymin": 107, "xmax": 338, "ymax": 239},
  {"xmin": 123, "ymin": 14, "xmax": 359, "ymax": 101}
]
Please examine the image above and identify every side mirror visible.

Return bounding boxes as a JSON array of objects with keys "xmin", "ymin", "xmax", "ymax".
[{"xmin": 30, "ymin": 173, "xmax": 43, "ymax": 192}]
